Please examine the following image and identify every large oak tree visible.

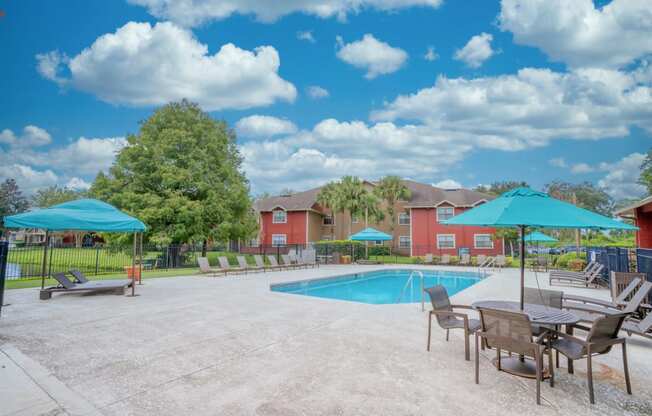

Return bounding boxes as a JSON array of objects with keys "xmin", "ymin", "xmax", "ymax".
[{"xmin": 90, "ymin": 100, "xmax": 256, "ymax": 245}]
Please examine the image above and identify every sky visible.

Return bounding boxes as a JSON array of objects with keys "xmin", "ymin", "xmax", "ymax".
[{"xmin": 1, "ymin": 0, "xmax": 651, "ymax": 201}]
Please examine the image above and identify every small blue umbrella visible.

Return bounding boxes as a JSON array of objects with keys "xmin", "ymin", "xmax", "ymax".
[
  {"xmin": 349, "ymin": 227, "xmax": 392, "ymax": 241},
  {"xmin": 524, "ymin": 231, "xmax": 558, "ymax": 243}
]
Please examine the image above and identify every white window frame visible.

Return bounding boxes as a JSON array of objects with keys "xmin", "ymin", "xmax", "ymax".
[
  {"xmin": 437, "ymin": 234, "xmax": 456, "ymax": 249},
  {"xmin": 436, "ymin": 206, "xmax": 455, "ymax": 222},
  {"xmin": 271, "ymin": 234, "xmax": 287, "ymax": 247},
  {"xmin": 272, "ymin": 210, "xmax": 287, "ymax": 224},
  {"xmin": 398, "ymin": 212, "xmax": 410, "ymax": 226},
  {"xmin": 399, "ymin": 236, "xmax": 411, "ymax": 249},
  {"xmin": 474, "ymin": 234, "xmax": 494, "ymax": 249},
  {"xmin": 374, "ymin": 240, "xmax": 384, "ymax": 246},
  {"xmin": 249, "ymin": 238, "xmax": 260, "ymax": 247}
]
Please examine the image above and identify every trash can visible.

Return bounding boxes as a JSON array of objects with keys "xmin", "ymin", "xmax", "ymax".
[{"xmin": 124, "ymin": 265, "xmax": 142, "ymax": 283}]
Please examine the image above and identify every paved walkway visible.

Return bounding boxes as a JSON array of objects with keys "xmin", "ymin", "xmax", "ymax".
[{"xmin": 1, "ymin": 265, "xmax": 651, "ymax": 415}]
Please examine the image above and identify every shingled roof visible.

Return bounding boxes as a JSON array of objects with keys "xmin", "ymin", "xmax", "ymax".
[{"xmin": 254, "ymin": 179, "xmax": 493, "ymax": 212}]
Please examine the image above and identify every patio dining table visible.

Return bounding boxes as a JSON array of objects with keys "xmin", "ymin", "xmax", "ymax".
[{"xmin": 472, "ymin": 300, "xmax": 580, "ymax": 379}]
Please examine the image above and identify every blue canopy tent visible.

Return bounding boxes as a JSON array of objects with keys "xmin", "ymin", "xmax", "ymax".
[
  {"xmin": 3, "ymin": 199, "xmax": 146, "ymax": 296},
  {"xmin": 350, "ymin": 227, "xmax": 392, "ymax": 258}
]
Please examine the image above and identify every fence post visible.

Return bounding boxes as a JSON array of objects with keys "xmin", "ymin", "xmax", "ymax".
[
  {"xmin": 0, "ymin": 241, "xmax": 8, "ymax": 317},
  {"xmin": 95, "ymin": 246, "xmax": 100, "ymax": 275}
]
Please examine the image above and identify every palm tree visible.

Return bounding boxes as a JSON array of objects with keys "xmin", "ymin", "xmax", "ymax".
[
  {"xmin": 338, "ymin": 176, "xmax": 368, "ymax": 237},
  {"xmin": 374, "ymin": 176, "xmax": 411, "ymax": 236},
  {"xmin": 316, "ymin": 182, "xmax": 343, "ymax": 239}
]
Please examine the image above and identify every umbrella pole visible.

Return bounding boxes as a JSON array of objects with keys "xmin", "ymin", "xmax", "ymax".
[
  {"xmin": 139, "ymin": 232, "xmax": 143, "ymax": 285},
  {"xmin": 519, "ymin": 226, "xmax": 525, "ymax": 310},
  {"xmin": 41, "ymin": 230, "xmax": 49, "ymax": 290}
]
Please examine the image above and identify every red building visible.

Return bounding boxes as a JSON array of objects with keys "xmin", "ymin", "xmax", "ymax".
[
  {"xmin": 254, "ymin": 180, "xmax": 504, "ymax": 257},
  {"xmin": 616, "ymin": 196, "xmax": 652, "ymax": 248}
]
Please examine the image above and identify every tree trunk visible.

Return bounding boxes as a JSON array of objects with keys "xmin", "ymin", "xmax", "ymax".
[
  {"xmin": 509, "ymin": 240, "xmax": 514, "ymax": 258},
  {"xmin": 201, "ymin": 239, "xmax": 208, "ymax": 257}
]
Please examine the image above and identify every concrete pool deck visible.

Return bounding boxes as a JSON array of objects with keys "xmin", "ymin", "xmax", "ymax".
[{"xmin": 1, "ymin": 265, "xmax": 651, "ymax": 415}]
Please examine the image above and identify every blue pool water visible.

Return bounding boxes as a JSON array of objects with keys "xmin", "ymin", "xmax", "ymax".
[{"xmin": 270, "ymin": 269, "xmax": 484, "ymax": 304}]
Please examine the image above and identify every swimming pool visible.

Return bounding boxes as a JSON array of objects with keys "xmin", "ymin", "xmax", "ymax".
[{"xmin": 270, "ymin": 269, "xmax": 484, "ymax": 304}]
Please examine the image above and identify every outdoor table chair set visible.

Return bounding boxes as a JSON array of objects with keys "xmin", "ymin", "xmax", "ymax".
[{"xmin": 424, "ymin": 276, "xmax": 646, "ymax": 405}]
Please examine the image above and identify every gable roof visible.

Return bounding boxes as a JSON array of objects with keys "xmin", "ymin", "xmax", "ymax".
[
  {"xmin": 254, "ymin": 179, "xmax": 493, "ymax": 213},
  {"xmin": 614, "ymin": 195, "xmax": 652, "ymax": 218}
]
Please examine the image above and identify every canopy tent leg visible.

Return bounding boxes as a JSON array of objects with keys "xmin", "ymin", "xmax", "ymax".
[
  {"xmin": 40, "ymin": 230, "xmax": 50, "ymax": 290},
  {"xmin": 139, "ymin": 232, "xmax": 143, "ymax": 285},
  {"xmin": 519, "ymin": 225, "xmax": 526, "ymax": 310},
  {"xmin": 130, "ymin": 232, "xmax": 137, "ymax": 296}
]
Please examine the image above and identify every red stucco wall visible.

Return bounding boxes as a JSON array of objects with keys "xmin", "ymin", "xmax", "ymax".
[
  {"xmin": 410, "ymin": 207, "xmax": 503, "ymax": 257},
  {"xmin": 260, "ymin": 211, "xmax": 307, "ymax": 245},
  {"xmin": 635, "ymin": 207, "xmax": 652, "ymax": 249}
]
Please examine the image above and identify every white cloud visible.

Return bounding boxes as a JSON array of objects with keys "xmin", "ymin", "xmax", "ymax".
[
  {"xmin": 129, "ymin": 0, "xmax": 443, "ymax": 27},
  {"xmin": 297, "ymin": 30, "xmax": 315, "ymax": 43},
  {"xmin": 336, "ymin": 34, "xmax": 408, "ymax": 79},
  {"xmin": 65, "ymin": 177, "xmax": 92, "ymax": 190},
  {"xmin": 548, "ymin": 157, "xmax": 567, "ymax": 168},
  {"xmin": 433, "ymin": 179, "xmax": 462, "ymax": 189},
  {"xmin": 306, "ymin": 85, "xmax": 330, "ymax": 99},
  {"xmin": 424, "ymin": 46, "xmax": 438, "ymax": 62},
  {"xmin": 597, "ymin": 153, "xmax": 646, "ymax": 200},
  {"xmin": 0, "ymin": 164, "xmax": 59, "ymax": 194},
  {"xmin": 240, "ymin": 119, "xmax": 473, "ymax": 193},
  {"xmin": 0, "ymin": 125, "xmax": 125, "ymax": 193},
  {"xmin": 372, "ymin": 67, "xmax": 652, "ymax": 150},
  {"xmin": 236, "ymin": 115, "xmax": 298, "ymax": 138},
  {"xmin": 570, "ymin": 163, "xmax": 594, "ymax": 174},
  {"xmin": 0, "ymin": 125, "xmax": 52, "ymax": 147},
  {"xmin": 36, "ymin": 21, "xmax": 296, "ymax": 111},
  {"xmin": 499, "ymin": 0, "xmax": 652, "ymax": 69},
  {"xmin": 454, "ymin": 33, "xmax": 494, "ymax": 68}
]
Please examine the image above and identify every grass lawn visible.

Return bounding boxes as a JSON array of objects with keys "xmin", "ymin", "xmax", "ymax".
[{"xmin": 5, "ymin": 267, "xmax": 202, "ymax": 290}]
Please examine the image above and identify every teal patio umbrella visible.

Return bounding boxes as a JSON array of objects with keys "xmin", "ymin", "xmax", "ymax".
[
  {"xmin": 442, "ymin": 188, "xmax": 636, "ymax": 309},
  {"xmin": 524, "ymin": 231, "xmax": 557, "ymax": 243},
  {"xmin": 3, "ymin": 199, "xmax": 146, "ymax": 295},
  {"xmin": 349, "ymin": 227, "xmax": 392, "ymax": 258}
]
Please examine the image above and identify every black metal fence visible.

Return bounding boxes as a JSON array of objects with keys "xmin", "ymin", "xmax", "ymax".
[
  {"xmin": 0, "ymin": 241, "xmax": 8, "ymax": 316},
  {"xmin": 636, "ymin": 248, "xmax": 652, "ymax": 283}
]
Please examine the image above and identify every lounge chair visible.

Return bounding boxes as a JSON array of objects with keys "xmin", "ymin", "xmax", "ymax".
[
  {"xmin": 40, "ymin": 272, "xmax": 133, "ymax": 300},
  {"xmin": 297, "ymin": 255, "xmax": 318, "ymax": 268},
  {"xmin": 564, "ymin": 281, "xmax": 652, "ymax": 323},
  {"xmin": 550, "ymin": 313, "xmax": 631, "ymax": 404},
  {"xmin": 495, "ymin": 255, "xmax": 507, "ymax": 268},
  {"xmin": 564, "ymin": 277, "xmax": 642, "ymax": 310},
  {"xmin": 549, "ymin": 261, "xmax": 598, "ymax": 279},
  {"xmin": 281, "ymin": 254, "xmax": 303, "ymax": 269},
  {"xmin": 459, "ymin": 254, "xmax": 470, "ymax": 266},
  {"xmin": 611, "ymin": 272, "xmax": 648, "ymax": 304},
  {"xmin": 475, "ymin": 307, "xmax": 553, "ymax": 405},
  {"xmin": 266, "ymin": 255, "xmax": 287, "ymax": 270},
  {"xmin": 237, "ymin": 255, "xmax": 263, "ymax": 273},
  {"xmin": 476, "ymin": 254, "xmax": 487, "ymax": 266},
  {"xmin": 424, "ymin": 253, "xmax": 434, "ymax": 264},
  {"xmin": 549, "ymin": 263, "xmax": 604, "ymax": 287},
  {"xmin": 197, "ymin": 257, "xmax": 226, "ymax": 277},
  {"xmin": 254, "ymin": 255, "xmax": 278, "ymax": 271},
  {"xmin": 218, "ymin": 256, "xmax": 246, "ymax": 274},
  {"xmin": 439, "ymin": 254, "xmax": 451, "ymax": 265},
  {"xmin": 424, "ymin": 285, "xmax": 480, "ymax": 361},
  {"xmin": 70, "ymin": 268, "xmax": 133, "ymax": 286},
  {"xmin": 622, "ymin": 312, "xmax": 652, "ymax": 339}
]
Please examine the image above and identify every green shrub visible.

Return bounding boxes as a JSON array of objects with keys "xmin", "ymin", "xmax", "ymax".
[
  {"xmin": 553, "ymin": 252, "xmax": 586, "ymax": 269},
  {"xmin": 368, "ymin": 246, "xmax": 390, "ymax": 256},
  {"xmin": 314, "ymin": 240, "xmax": 365, "ymax": 258}
]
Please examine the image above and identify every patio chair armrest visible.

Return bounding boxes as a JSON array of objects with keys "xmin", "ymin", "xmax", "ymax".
[
  {"xmin": 430, "ymin": 310, "xmax": 469, "ymax": 320},
  {"xmin": 534, "ymin": 331, "xmax": 550, "ymax": 345},
  {"xmin": 450, "ymin": 304, "xmax": 475, "ymax": 311},
  {"xmin": 563, "ymin": 302, "xmax": 618, "ymax": 315},
  {"xmin": 563, "ymin": 295, "xmax": 615, "ymax": 309}
]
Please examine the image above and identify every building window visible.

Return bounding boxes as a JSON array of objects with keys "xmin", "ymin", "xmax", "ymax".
[
  {"xmin": 272, "ymin": 234, "xmax": 287, "ymax": 246},
  {"xmin": 249, "ymin": 238, "xmax": 259, "ymax": 247},
  {"xmin": 398, "ymin": 212, "xmax": 410, "ymax": 225},
  {"xmin": 272, "ymin": 210, "xmax": 287, "ymax": 224},
  {"xmin": 436, "ymin": 206, "xmax": 455, "ymax": 222},
  {"xmin": 474, "ymin": 234, "xmax": 493, "ymax": 249},
  {"xmin": 437, "ymin": 234, "xmax": 456, "ymax": 249},
  {"xmin": 352, "ymin": 215, "xmax": 359, "ymax": 224},
  {"xmin": 323, "ymin": 214, "xmax": 334, "ymax": 225},
  {"xmin": 399, "ymin": 236, "xmax": 411, "ymax": 249},
  {"xmin": 374, "ymin": 240, "xmax": 384, "ymax": 246}
]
